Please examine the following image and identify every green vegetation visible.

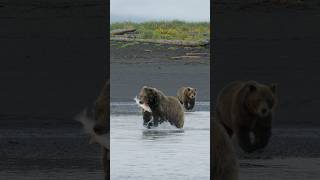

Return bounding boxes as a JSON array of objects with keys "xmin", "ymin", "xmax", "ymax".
[
  {"xmin": 168, "ymin": 47, "xmax": 178, "ymax": 50},
  {"xmin": 110, "ymin": 20, "xmax": 210, "ymax": 41}
]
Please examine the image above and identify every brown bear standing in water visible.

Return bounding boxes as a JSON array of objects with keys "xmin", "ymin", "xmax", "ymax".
[
  {"xmin": 177, "ymin": 86, "xmax": 197, "ymax": 110},
  {"xmin": 76, "ymin": 81, "xmax": 109, "ymax": 180},
  {"xmin": 137, "ymin": 86, "xmax": 184, "ymax": 128},
  {"xmin": 215, "ymin": 80, "xmax": 277, "ymax": 153},
  {"xmin": 213, "ymin": 119, "xmax": 239, "ymax": 180}
]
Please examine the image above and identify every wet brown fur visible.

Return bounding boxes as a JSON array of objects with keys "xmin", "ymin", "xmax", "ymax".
[
  {"xmin": 177, "ymin": 86, "xmax": 197, "ymax": 110},
  {"xmin": 215, "ymin": 80, "xmax": 277, "ymax": 153},
  {"xmin": 213, "ymin": 119, "xmax": 239, "ymax": 180},
  {"xmin": 138, "ymin": 86, "xmax": 184, "ymax": 128}
]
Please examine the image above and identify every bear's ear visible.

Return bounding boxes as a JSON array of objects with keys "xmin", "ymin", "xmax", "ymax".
[
  {"xmin": 143, "ymin": 86, "xmax": 150, "ymax": 90},
  {"xmin": 187, "ymin": 87, "xmax": 190, "ymax": 91},
  {"xmin": 143, "ymin": 86, "xmax": 153, "ymax": 92},
  {"xmin": 269, "ymin": 83, "xmax": 277, "ymax": 94},
  {"xmin": 245, "ymin": 81, "xmax": 257, "ymax": 92}
]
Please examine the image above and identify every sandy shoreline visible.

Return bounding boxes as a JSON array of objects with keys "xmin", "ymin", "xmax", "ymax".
[{"xmin": 111, "ymin": 42, "xmax": 210, "ymax": 102}]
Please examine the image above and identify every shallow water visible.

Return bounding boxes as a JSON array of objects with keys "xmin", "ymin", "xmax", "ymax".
[{"xmin": 110, "ymin": 102, "xmax": 210, "ymax": 180}]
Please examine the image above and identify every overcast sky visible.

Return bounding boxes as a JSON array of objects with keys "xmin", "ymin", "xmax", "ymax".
[{"xmin": 110, "ymin": 0, "xmax": 210, "ymax": 22}]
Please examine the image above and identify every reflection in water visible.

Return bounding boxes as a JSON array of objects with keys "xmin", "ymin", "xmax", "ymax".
[{"xmin": 141, "ymin": 129, "xmax": 185, "ymax": 140}]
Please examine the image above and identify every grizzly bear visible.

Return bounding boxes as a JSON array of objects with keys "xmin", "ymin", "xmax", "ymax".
[
  {"xmin": 76, "ymin": 81, "xmax": 109, "ymax": 180},
  {"xmin": 213, "ymin": 119, "xmax": 239, "ymax": 180},
  {"xmin": 136, "ymin": 86, "xmax": 184, "ymax": 128},
  {"xmin": 215, "ymin": 80, "xmax": 277, "ymax": 153},
  {"xmin": 177, "ymin": 86, "xmax": 197, "ymax": 111}
]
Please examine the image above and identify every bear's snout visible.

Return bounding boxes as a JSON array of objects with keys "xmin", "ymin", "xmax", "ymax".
[
  {"xmin": 259, "ymin": 106, "xmax": 270, "ymax": 117},
  {"xmin": 256, "ymin": 101, "xmax": 271, "ymax": 117},
  {"xmin": 262, "ymin": 108, "xmax": 267, "ymax": 114}
]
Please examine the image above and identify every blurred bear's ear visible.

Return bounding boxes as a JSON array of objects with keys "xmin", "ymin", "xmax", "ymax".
[
  {"xmin": 187, "ymin": 87, "xmax": 190, "ymax": 91},
  {"xmin": 143, "ymin": 86, "xmax": 153, "ymax": 92},
  {"xmin": 269, "ymin": 83, "xmax": 277, "ymax": 94},
  {"xmin": 245, "ymin": 81, "xmax": 257, "ymax": 92},
  {"xmin": 249, "ymin": 85, "xmax": 256, "ymax": 92}
]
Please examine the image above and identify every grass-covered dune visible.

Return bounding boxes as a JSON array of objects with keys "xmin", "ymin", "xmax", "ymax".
[{"xmin": 110, "ymin": 20, "xmax": 210, "ymax": 42}]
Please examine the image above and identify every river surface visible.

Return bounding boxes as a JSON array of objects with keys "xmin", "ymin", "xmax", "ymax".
[{"xmin": 110, "ymin": 102, "xmax": 210, "ymax": 180}]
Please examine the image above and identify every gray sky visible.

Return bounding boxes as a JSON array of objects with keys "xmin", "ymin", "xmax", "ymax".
[{"xmin": 110, "ymin": 0, "xmax": 210, "ymax": 22}]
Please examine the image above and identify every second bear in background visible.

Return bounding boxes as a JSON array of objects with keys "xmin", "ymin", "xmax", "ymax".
[{"xmin": 177, "ymin": 86, "xmax": 197, "ymax": 111}]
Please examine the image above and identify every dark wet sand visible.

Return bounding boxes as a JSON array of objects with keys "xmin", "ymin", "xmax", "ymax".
[
  {"xmin": 0, "ymin": 0, "xmax": 107, "ymax": 179},
  {"xmin": 110, "ymin": 42, "xmax": 210, "ymax": 102},
  {"xmin": 213, "ymin": 1, "xmax": 320, "ymax": 179},
  {"xmin": 0, "ymin": 0, "xmax": 107, "ymax": 117},
  {"xmin": 0, "ymin": 126, "xmax": 104, "ymax": 180},
  {"xmin": 213, "ymin": 1, "xmax": 320, "ymax": 127},
  {"xmin": 237, "ymin": 128, "xmax": 320, "ymax": 179}
]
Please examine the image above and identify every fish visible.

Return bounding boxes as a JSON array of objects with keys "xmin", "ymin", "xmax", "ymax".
[
  {"xmin": 134, "ymin": 96, "xmax": 152, "ymax": 112},
  {"xmin": 75, "ymin": 109, "xmax": 109, "ymax": 149}
]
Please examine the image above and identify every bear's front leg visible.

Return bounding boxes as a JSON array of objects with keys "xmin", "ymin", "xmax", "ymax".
[
  {"xmin": 142, "ymin": 110, "xmax": 153, "ymax": 128},
  {"xmin": 153, "ymin": 114, "xmax": 160, "ymax": 127},
  {"xmin": 187, "ymin": 98, "xmax": 195, "ymax": 110},
  {"xmin": 183, "ymin": 100, "xmax": 189, "ymax": 110},
  {"xmin": 253, "ymin": 124, "xmax": 272, "ymax": 150},
  {"xmin": 236, "ymin": 127, "xmax": 256, "ymax": 153}
]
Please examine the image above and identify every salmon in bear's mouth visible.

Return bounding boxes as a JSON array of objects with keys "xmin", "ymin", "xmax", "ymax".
[{"xmin": 134, "ymin": 96, "xmax": 152, "ymax": 112}]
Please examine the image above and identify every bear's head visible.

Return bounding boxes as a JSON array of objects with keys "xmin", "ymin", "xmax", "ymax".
[
  {"xmin": 138, "ymin": 86, "xmax": 161, "ymax": 110},
  {"xmin": 185, "ymin": 87, "xmax": 197, "ymax": 99},
  {"xmin": 242, "ymin": 81, "xmax": 277, "ymax": 118}
]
